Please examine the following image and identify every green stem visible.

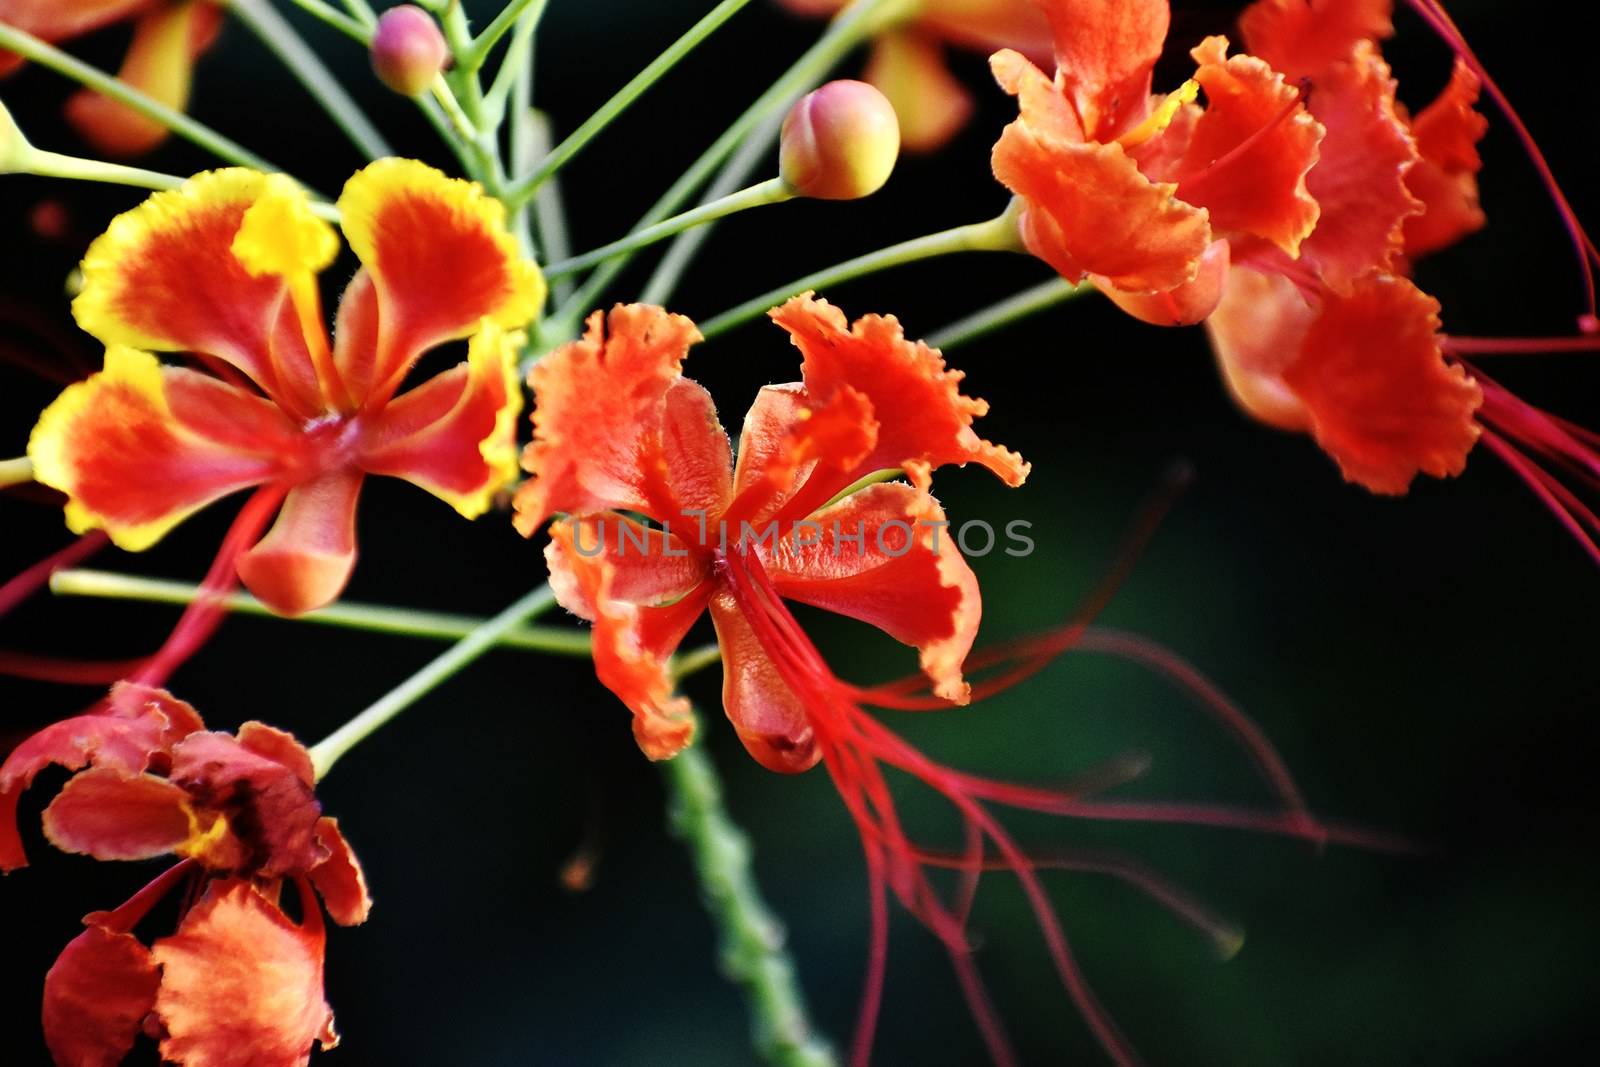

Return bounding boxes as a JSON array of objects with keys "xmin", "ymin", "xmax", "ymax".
[
  {"xmin": 18, "ymin": 148, "xmax": 341, "ymax": 219},
  {"xmin": 522, "ymin": 110, "xmax": 575, "ymax": 298},
  {"xmin": 504, "ymin": 0, "xmax": 757, "ymax": 204},
  {"xmin": 548, "ymin": 0, "xmax": 912, "ymax": 336},
  {"xmin": 699, "ymin": 211, "xmax": 1023, "ymax": 340},
  {"xmin": 0, "ymin": 457, "xmax": 33, "ymax": 489},
  {"xmin": 927, "ymin": 278, "xmax": 1095, "ymax": 350},
  {"xmin": 285, "ymin": 0, "xmax": 372, "ymax": 42},
  {"xmin": 230, "ymin": 0, "xmax": 394, "ymax": 160},
  {"xmin": 308, "ymin": 584, "xmax": 559, "ymax": 779},
  {"xmin": 461, "ymin": 0, "xmax": 548, "ymax": 72},
  {"xmin": 544, "ymin": 178, "xmax": 794, "ymax": 280},
  {"xmin": 483, "ymin": 1, "xmax": 542, "ymax": 129},
  {"xmin": 663, "ymin": 735, "xmax": 837, "ymax": 1067},
  {"xmin": 0, "ymin": 23, "xmax": 280, "ymax": 172}
]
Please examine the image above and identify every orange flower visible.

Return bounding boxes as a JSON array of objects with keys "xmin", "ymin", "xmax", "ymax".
[
  {"xmin": 990, "ymin": 0, "xmax": 1323, "ymax": 326},
  {"xmin": 0, "ymin": 0, "xmax": 224, "ymax": 156},
  {"xmin": 1, "ymin": 683, "xmax": 370, "ymax": 1067},
  {"xmin": 778, "ymin": 0, "xmax": 1052, "ymax": 151},
  {"xmin": 27, "ymin": 159, "xmax": 545, "ymax": 616}
]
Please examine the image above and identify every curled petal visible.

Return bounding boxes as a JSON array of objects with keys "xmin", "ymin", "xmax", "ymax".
[
  {"xmin": 726, "ymin": 382, "xmax": 877, "ymax": 529},
  {"xmin": 336, "ymin": 159, "xmax": 546, "ymax": 407},
  {"xmin": 707, "ymin": 589, "xmax": 819, "ymax": 774},
  {"xmin": 28, "ymin": 348, "xmax": 304, "ymax": 552},
  {"xmin": 236, "ymin": 470, "xmax": 363, "ymax": 618},
  {"xmin": 863, "ymin": 31, "xmax": 972, "ymax": 153},
  {"xmin": 169, "ymin": 731, "xmax": 324, "ymax": 877},
  {"xmin": 309, "ymin": 817, "xmax": 371, "ymax": 927},
  {"xmin": 546, "ymin": 514, "xmax": 710, "ymax": 611},
  {"xmin": 236, "ymin": 721, "xmax": 318, "ymax": 787},
  {"xmin": 1284, "ymin": 274, "xmax": 1482, "ymax": 494},
  {"xmin": 359, "ymin": 322, "xmax": 522, "ymax": 519},
  {"xmin": 514, "ymin": 304, "xmax": 731, "ymax": 534},
  {"xmin": 545, "ymin": 520, "xmax": 707, "ymax": 760},
  {"xmin": 767, "ymin": 483, "xmax": 980, "ymax": 704},
  {"xmin": 1099, "ymin": 239, "xmax": 1231, "ymax": 327},
  {"xmin": 1205, "ymin": 267, "xmax": 1317, "ymax": 431},
  {"xmin": 1032, "ymin": 0, "xmax": 1169, "ymax": 139},
  {"xmin": 1403, "ymin": 61, "xmax": 1488, "ymax": 259},
  {"xmin": 42, "ymin": 768, "xmax": 194, "ymax": 861},
  {"xmin": 153, "ymin": 879, "xmax": 338, "ymax": 1067},
  {"xmin": 43, "ymin": 922, "xmax": 160, "ymax": 1067},
  {"xmin": 1238, "ymin": 0, "xmax": 1394, "ymax": 82}
]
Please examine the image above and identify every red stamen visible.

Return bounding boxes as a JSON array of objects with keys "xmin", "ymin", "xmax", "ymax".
[
  {"xmin": 1443, "ymin": 335, "xmax": 1600, "ymax": 356},
  {"xmin": 94, "ymin": 859, "xmax": 198, "ymax": 934},
  {"xmin": 0, "ymin": 532, "xmax": 108, "ymax": 619}
]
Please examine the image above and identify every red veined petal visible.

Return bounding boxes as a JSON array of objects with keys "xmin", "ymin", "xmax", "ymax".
[
  {"xmin": 168, "ymin": 730, "xmax": 324, "ymax": 877},
  {"xmin": 1098, "ymin": 238, "xmax": 1230, "ymax": 327},
  {"xmin": 767, "ymin": 294, "xmax": 1028, "ymax": 500},
  {"xmin": 725, "ymin": 382, "xmax": 877, "ymax": 530},
  {"xmin": 63, "ymin": 1, "xmax": 211, "ymax": 157},
  {"xmin": 991, "ymin": 50, "xmax": 1213, "ymax": 294},
  {"xmin": 765, "ymin": 483, "xmax": 980, "ymax": 704},
  {"xmin": 1403, "ymin": 60, "xmax": 1488, "ymax": 259},
  {"xmin": 1205, "ymin": 266, "xmax": 1317, "ymax": 430},
  {"xmin": 309, "ymin": 817, "xmax": 371, "ymax": 927},
  {"xmin": 544, "ymin": 520, "xmax": 707, "ymax": 760},
  {"xmin": 43, "ymin": 922, "xmax": 160, "ymax": 1067},
  {"xmin": 707, "ymin": 588, "xmax": 820, "ymax": 774},
  {"xmin": 1031, "ymin": 0, "xmax": 1168, "ymax": 140},
  {"xmin": 27, "ymin": 347, "xmax": 306, "ymax": 552},
  {"xmin": 1238, "ymin": 0, "xmax": 1394, "ymax": 82},
  {"xmin": 0, "ymin": 683, "xmax": 202, "ymax": 871},
  {"xmin": 334, "ymin": 159, "xmax": 546, "ymax": 408},
  {"xmin": 1283, "ymin": 273, "xmax": 1482, "ymax": 494},
  {"xmin": 862, "ymin": 31, "xmax": 972, "ymax": 153},
  {"xmin": 153, "ymin": 879, "xmax": 338, "ymax": 1067},
  {"xmin": 1174, "ymin": 37, "xmax": 1323, "ymax": 257},
  {"xmin": 42, "ymin": 768, "xmax": 194, "ymax": 860},
  {"xmin": 358, "ymin": 322, "xmax": 522, "ymax": 519},
  {"xmin": 235, "ymin": 469, "xmax": 363, "ymax": 617},
  {"xmin": 71, "ymin": 170, "xmax": 331, "ymax": 398},
  {"xmin": 514, "ymin": 304, "xmax": 732, "ymax": 535}
]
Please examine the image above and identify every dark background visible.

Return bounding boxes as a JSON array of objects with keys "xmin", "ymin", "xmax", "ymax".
[{"xmin": 3, "ymin": 1, "xmax": 1597, "ymax": 1063}]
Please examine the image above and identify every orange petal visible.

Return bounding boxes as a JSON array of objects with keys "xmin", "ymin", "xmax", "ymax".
[
  {"xmin": 1238, "ymin": 0, "xmax": 1394, "ymax": 82},
  {"xmin": 236, "ymin": 470, "xmax": 363, "ymax": 617},
  {"xmin": 358, "ymin": 321, "xmax": 522, "ymax": 519},
  {"xmin": 1099, "ymin": 238, "xmax": 1231, "ymax": 327},
  {"xmin": 863, "ymin": 31, "xmax": 972, "ymax": 153},
  {"xmin": 43, "ymin": 922, "xmax": 160, "ymax": 1067},
  {"xmin": 725, "ymin": 382, "xmax": 877, "ymax": 530},
  {"xmin": 991, "ymin": 50, "xmax": 1213, "ymax": 293},
  {"xmin": 153, "ymin": 879, "xmax": 338, "ymax": 1067},
  {"xmin": 545, "ymin": 519, "xmax": 707, "ymax": 760},
  {"xmin": 335, "ymin": 159, "xmax": 546, "ymax": 408},
  {"xmin": 168, "ymin": 730, "xmax": 325, "ymax": 877},
  {"xmin": 1205, "ymin": 266, "xmax": 1317, "ymax": 431},
  {"xmin": 42, "ymin": 767, "xmax": 194, "ymax": 860},
  {"xmin": 1402, "ymin": 61, "xmax": 1488, "ymax": 260},
  {"xmin": 64, "ymin": 2, "xmax": 208, "ymax": 157},
  {"xmin": 236, "ymin": 720, "xmax": 317, "ymax": 787},
  {"xmin": 767, "ymin": 482, "xmax": 980, "ymax": 704},
  {"xmin": 1283, "ymin": 274, "xmax": 1482, "ymax": 494},
  {"xmin": 707, "ymin": 588, "xmax": 819, "ymax": 774},
  {"xmin": 28, "ymin": 348, "xmax": 306, "ymax": 552},
  {"xmin": 309, "ymin": 817, "xmax": 371, "ymax": 927},
  {"xmin": 0, "ymin": 0, "xmax": 147, "ymax": 53},
  {"xmin": 1031, "ymin": 0, "xmax": 1169, "ymax": 139},
  {"xmin": 514, "ymin": 304, "xmax": 732, "ymax": 535}
]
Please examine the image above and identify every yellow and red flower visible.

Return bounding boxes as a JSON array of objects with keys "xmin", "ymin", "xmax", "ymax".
[
  {"xmin": 0, "ymin": 0, "xmax": 224, "ymax": 156},
  {"xmin": 27, "ymin": 159, "xmax": 545, "ymax": 616},
  {"xmin": 0, "ymin": 683, "xmax": 370, "ymax": 1066}
]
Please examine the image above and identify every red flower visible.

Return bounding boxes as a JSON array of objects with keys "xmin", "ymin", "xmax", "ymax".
[
  {"xmin": 1, "ymin": 683, "xmax": 369, "ymax": 1066},
  {"xmin": 27, "ymin": 160, "xmax": 545, "ymax": 616},
  {"xmin": 0, "ymin": 0, "xmax": 224, "ymax": 156}
]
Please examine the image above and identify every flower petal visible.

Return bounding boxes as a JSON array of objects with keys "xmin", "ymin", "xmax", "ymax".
[
  {"xmin": 71, "ymin": 170, "xmax": 327, "ymax": 398},
  {"xmin": 1205, "ymin": 266, "xmax": 1317, "ymax": 431},
  {"xmin": 1402, "ymin": 61, "xmax": 1488, "ymax": 260},
  {"xmin": 335, "ymin": 159, "xmax": 546, "ymax": 408},
  {"xmin": 862, "ymin": 31, "xmax": 972, "ymax": 153},
  {"xmin": 1031, "ymin": 0, "xmax": 1169, "ymax": 139},
  {"xmin": 235, "ymin": 470, "xmax": 364, "ymax": 617},
  {"xmin": 991, "ymin": 49, "xmax": 1212, "ymax": 294},
  {"xmin": 1173, "ymin": 37, "xmax": 1323, "ymax": 257},
  {"xmin": 237, "ymin": 721, "xmax": 318, "ymax": 787},
  {"xmin": 43, "ymin": 922, "xmax": 160, "ymax": 1067},
  {"xmin": 545, "ymin": 519, "xmax": 707, "ymax": 760},
  {"xmin": 153, "ymin": 879, "xmax": 337, "ymax": 1067},
  {"xmin": 42, "ymin": 768, "xmax": 194, "ymax": 861},
  {"xmin": 1283, "ymin": 273, "xmax": 1482, "ymax": 494},
  {"xmin": 707, "ymin": 589, "xmax": 819, "ymax": 774},
  {"xmin": 309, "ymin": 817, "xmax": 371, "ymax": 927},
  {"xmin": 358, "ymin": 321, "xmax": 522, "ymax": 519},
  {"xmin": 725, "ymin": 382, "xmax": 877, "ymax": 530},
  {"xmin": 168, "ymin": 731, "xmax": 324, "ymax": 877},
  {"xmin": 514, "ymin": 304, "xmax": 732, "ymax": 535},
  {"xmin": 766, "ymin": 483, "xmax": 980, "ymax": 704},
  {"xmin": 1098, "ymin": 238, "xmax": 1231, "ymax": 327},
  {"xmin": 1238, "ymin": 0, "xmax": 1394, "ymax": 82},
  {"xmin": 28, "ymin": 347, "xmax": 304, "ymax": 552}
]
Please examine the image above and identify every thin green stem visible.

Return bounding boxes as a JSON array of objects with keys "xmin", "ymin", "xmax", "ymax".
[
  {"xmin": 430, "ymin": 73, "xmax": 480, "ymax": 142},
  {"xmin": 231, "ymin": 0, "xmax": 394, "ymax": 160},
  {"xmin": 339, "ymin": 0, "xmax": 380, "ymax": 25},
  {"xmin": 927, "ymin": 278, "xmax": 1095, "ymax": 350},
  {"xmin": 0, "ymin": 457, "xmax": 33, "ymax": 489},
  {"xmin": 462, "ymin": 0, "xmax": 548, "ymax": 72},
  {"xmin": 522, "ymin": 110, "xmax": 575, "ymax": 298},
  {"xmin": 548, "ymin": 0, "xmax": 912, "ymax": 337},
  {"xmin": 664, "ymin": 734, "xmax": 837, "ymax": 1067},
  {"xmin": 545, "ymin": 178, "xmax": 794, "ymax": 280},
  {"xmin": 308, "ymin": 584, "xmax": 559, "ymax": 779},
  {"xmin": 0, "ymin": 23, "xmax": 280, "ymax": 172},
  {"xmin": 699, "ymin": 211, "xmax": 1023, "ymax": 340},
  {"xmin": 505, "ymin": 0, "xmax": 756, "ymax": 204},
  {"xmin": 483, "ymin": 1, "xmax": 542, "ymax": 128},
  {"xmin": 17, "ymin": 148, "xmax": 340, "ymax": 219},
  {"xmin": 286, "ymin": 0, "xmax": 372, "ymax": 42}
]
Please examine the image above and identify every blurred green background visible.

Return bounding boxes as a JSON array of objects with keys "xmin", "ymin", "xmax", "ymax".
[{"xmin": 2, "ymin": 1, "xmax": 1597, "ymax": 1063}]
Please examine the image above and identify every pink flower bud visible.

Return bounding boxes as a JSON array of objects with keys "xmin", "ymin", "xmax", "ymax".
[
  {"xmin": 370, "ymin": 5, "xmax": 448, "ymax": 98},
  {"xmin": 779, "ymin": 80, "xmax": 900, "ymax": 200}
]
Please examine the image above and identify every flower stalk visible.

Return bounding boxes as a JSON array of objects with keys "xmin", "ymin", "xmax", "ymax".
[{"xmin": 928, "ymin": 278, "xmax": 1095, "ymax": 350}]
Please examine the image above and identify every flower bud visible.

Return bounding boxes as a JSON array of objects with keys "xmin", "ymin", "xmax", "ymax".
[
  {"xmin": 370, "ymin": 5, "xmax": 449, "ymax": 98},
  {"xmin": 779, "ymin": 80, "xmax": 900, "ymax": 200}
]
